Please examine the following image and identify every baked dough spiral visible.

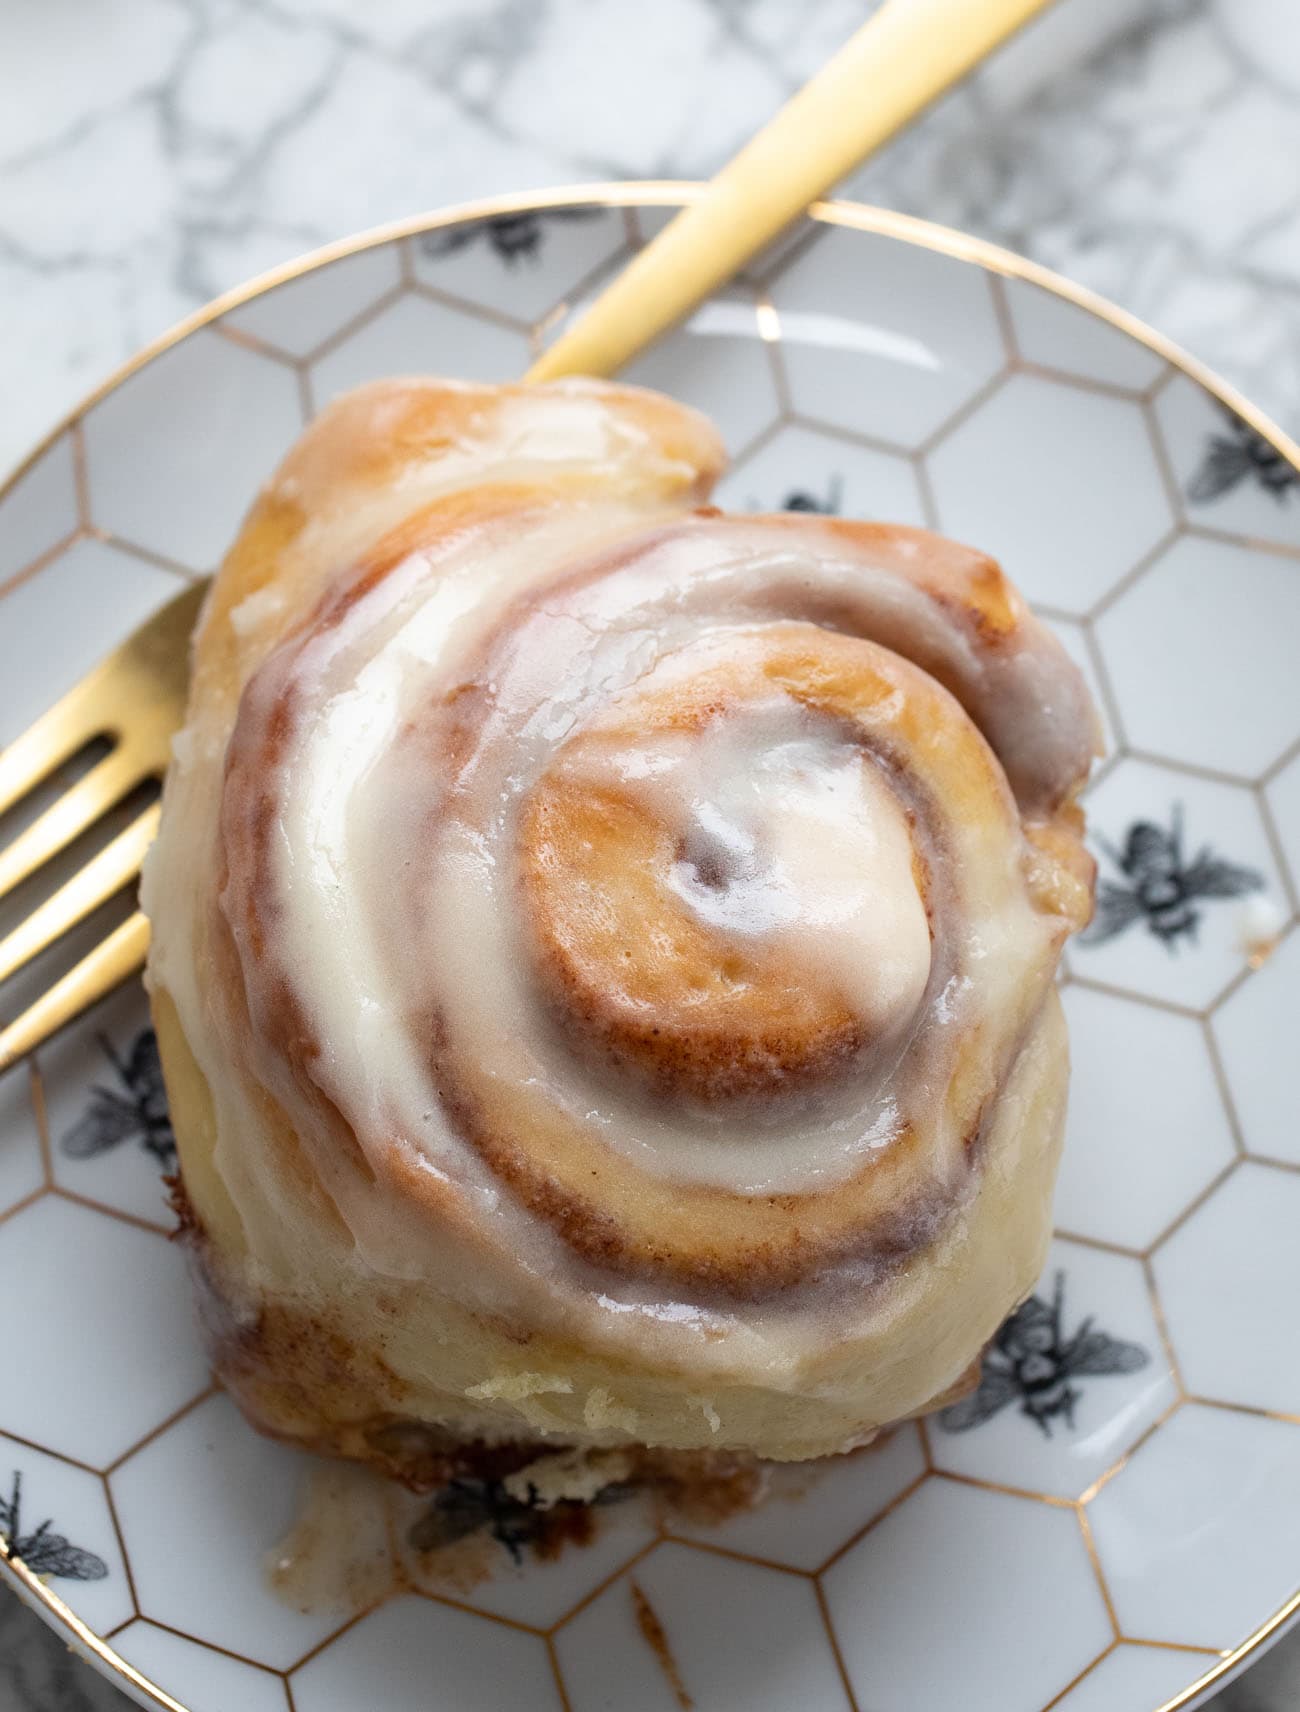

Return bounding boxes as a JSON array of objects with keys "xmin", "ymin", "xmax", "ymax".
[{"xmin": 145, "ymin": 377, "xmax": 1097, "ymax": 1471}]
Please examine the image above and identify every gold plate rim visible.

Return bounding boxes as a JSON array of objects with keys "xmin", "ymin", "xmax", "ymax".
[
  {"xmin": 1, "ymin": 180, "xmax": 1297, "ymax": 1712},
  {"xmin": 4, "ymin": 177, "xmax": 1299, "ymax": 497}
]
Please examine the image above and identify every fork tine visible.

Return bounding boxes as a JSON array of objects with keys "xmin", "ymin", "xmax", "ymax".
[
  {"xmin": 0, "ymin": 804, "xmax": 159, "ymax": 986},
  {"xmin": 0, "ymin": 746, "xmax": 150, "ymax": 903},
  {"xmin": 0, "ymin": 582, "xmax": 205, "ymax": 825},
  {"xmin": 0, "ymin": 581, "xmax": 207, "ymax": 1073},
  {"xmin": 0, "ymin": 911, "xmax": 150, "ymax": 1075},
  {"xmin": 0, "ymin": 674, "xmax": 114, "ymax": 821}
]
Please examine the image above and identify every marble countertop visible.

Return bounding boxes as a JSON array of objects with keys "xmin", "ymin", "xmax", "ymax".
[
  {"xmin": 1, "ymin": 0, "xmax": 1299, "ymax": 1706},
  {"xmin": 3, "ymin": 0, "xmax": 1300, "ymax": 485}
]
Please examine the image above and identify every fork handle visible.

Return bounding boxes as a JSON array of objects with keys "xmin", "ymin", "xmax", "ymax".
[{"xmin": 528, "ymin": 0, "xmax": 1051, "ymax": 382}]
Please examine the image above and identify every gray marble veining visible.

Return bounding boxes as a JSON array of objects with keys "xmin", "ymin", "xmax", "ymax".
[{"xmin": 1, "ymin": 0, "xmax": 1299, "ymax": 481}]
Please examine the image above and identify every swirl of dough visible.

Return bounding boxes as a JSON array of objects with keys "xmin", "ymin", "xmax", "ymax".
[{"xmin": 147, "ymin": 377, "xmax": 1098, "ymax": 1465}]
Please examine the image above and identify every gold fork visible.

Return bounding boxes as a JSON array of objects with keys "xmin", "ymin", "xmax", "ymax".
[
  {"xmin": 0, "ymin": 584, "xmax": 205, "ymax": 1071},
  {"xmin": 0, "ymin": 0, "xmax": 1050, "ymax": 1073}
]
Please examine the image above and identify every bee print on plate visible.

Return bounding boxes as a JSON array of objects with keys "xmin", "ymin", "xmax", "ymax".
[
  {"xmin": 780, "ymin": 474, "xmax": 843, "ymax": 515},
  {"xmin": 938, "ymin": 1273, "xmax": 1149, "ymax": 1438},
  {"xmin": 0, "ymin": 1471, "xmax": 107, "ymax": 1581},
  {"xmin": 1188, "ymin": 401, "xmax": 1297, "ymax": 505},
  {"xmin": 409, "ymin": 1473, "xmax": 635, "ymax": 1565},
  {"xmin": 419, "ymin": 207, "xmax": 601, "ymax": 269},
  {"xmin": 60, "ymin": 1029, "xmax": 175, "ymax": 1167},
  {"xmin": 748, "ymin": 473, "xmax": 844, "ymax": 516},
  {"xmin": 1082, "ymin": 804, "xmax": 1263, "ymax": 951}
]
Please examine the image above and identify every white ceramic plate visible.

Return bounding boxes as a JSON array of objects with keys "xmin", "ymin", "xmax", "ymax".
[{"xmin": 1, "ymin": 186, "xmax": 1298, "ymax": 1712}]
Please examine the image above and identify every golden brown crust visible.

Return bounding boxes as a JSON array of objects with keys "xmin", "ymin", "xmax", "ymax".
[
  {"xmin": 192, "ymin": 379, "xmax": 727, "ymax": 718},
  {"xmin": 216, "ymin": 592, "xmax": 1085, "ymax": 1293},
  {"xmin": 523, "ymin": 776, "xmax": 868, "ymax": 1103},
  {"xmin": 148, "ymin": 376, "xmax": 1094, "ymax": 1470},
  {"xmin": 157, "ymin": 973, "xmax": 1071, "ymax": 1459}
]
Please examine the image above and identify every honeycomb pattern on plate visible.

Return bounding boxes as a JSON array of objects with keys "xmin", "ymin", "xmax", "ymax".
[{"xmin": 1, "ymin": 198, "xmax": 1298, "ymax": 1712}]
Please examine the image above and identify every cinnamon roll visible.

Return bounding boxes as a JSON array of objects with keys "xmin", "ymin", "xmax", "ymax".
[{"xmin": 144, "ymin": 376, "xmax": 1098, "ymax": 1475}]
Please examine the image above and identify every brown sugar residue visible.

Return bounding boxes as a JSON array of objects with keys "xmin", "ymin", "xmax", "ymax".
[
  {"xmin": 266, "ymin": 1463, "xmax": 397, "ymax": 1615},
  {"xmin": 533, "ymin": 1498, "xmax": 599, "ymax": 1560},
  {"xmin": 266, "ymin": 1439, "xmax": 773, "ymax": 1617},
  {"xmin": 631, "ymin": 1580, "xmax": 693, "ymax": 1709},
  {"xmin": 631, "ymin": 1447, "xmax": 770, "ymax": 1527},
  {"xmin": 399, "ymin": 1519, "xmax": 497, "ymax": 1596},
  {"xmin": 401, "ymin": 1494, "xmax": 600, "ymax": 1595},
  {"xmin": 162, "ymin": 1172, "xmax": 200, "ymax": 1240},
  {"xmin": 1235, "ymin": 896, "xmax": 1285, "ymax": 971}
]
